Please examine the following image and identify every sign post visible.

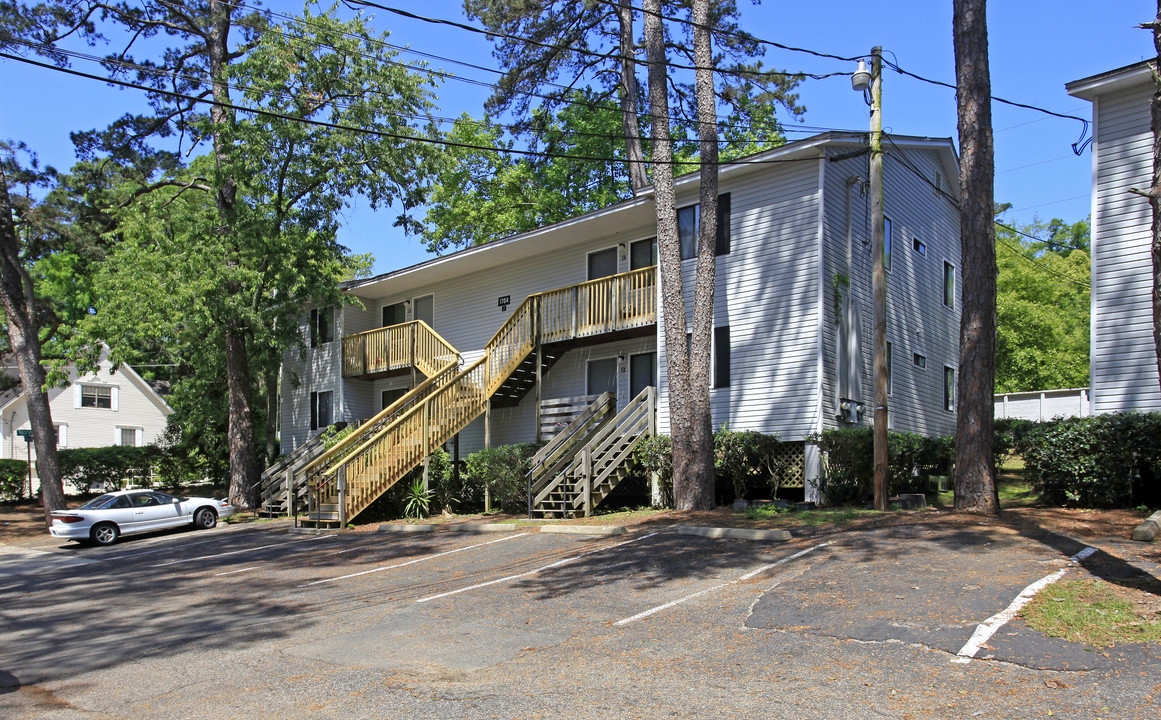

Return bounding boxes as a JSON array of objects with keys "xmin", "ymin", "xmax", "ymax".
[{"xmin": 16, "ymin": 430, "xmax": 32, "ymax": 499}]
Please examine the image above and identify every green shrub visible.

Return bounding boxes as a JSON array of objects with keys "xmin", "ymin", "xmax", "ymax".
[
  {"xmin": 632, "ymin": 434, "xmax": 673, "ymax": 507},
  {"xmin": 809, "ymin": 427, "xmax": 954, "ymax": 504},
  {"xmin": 1023, "ymin": 412, "xmax": 1161, "ymax": 507},
  {"xmin": 714, "ymin": 426, "xmax": 785, "ymax": 500},
  {"xmin": 0, "ymin": 459, "xmax": 27, "ymax": 500},
  {"xmin": 58, "ymin": 446, "xmax": 164, "ymax": 493},
  {"xmin": 465, "ymin": 443, "xmax": 541, "ymax": 513}
]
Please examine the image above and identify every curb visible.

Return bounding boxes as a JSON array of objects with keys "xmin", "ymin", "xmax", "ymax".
[
  {"xmin": 675, "ymin": 524, "xmax": 791, "ymax": 541},
  {"xmin": 378, "ymin": 524, "xmax": 436, "ymax": 533},
  {"xmin": 1132, "ymin": 510, "xmax": 1161, "ymax": 542},
  {"xmin": 446, "ymin": 523, "xmax": 523, "ymax": 533},
  {"xmin": 539, "ymin": 525, "xmax": 626, "ymax": 536}
]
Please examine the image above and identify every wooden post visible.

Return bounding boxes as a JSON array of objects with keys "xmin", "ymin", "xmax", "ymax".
[
  {"xmin": 409, "ymin": 323, "xmax": 417, "ymax": 390},
  {"xmin": 869, "ymin": 46, "xmax": 889, "ymax": 513},
  {"xmin": 422, "ymin": 401, "xmax": 431, "ymax": 493},
  {"xmin": 582, "ymin": 447, "xmax": 593, "ymax": 518},
  {"xmin": 484, "ymin": 397, "xmax": 492, "ymax": 513},
  {"xmin": 337, "ymin": 466, "xmax": 347, "ymax": 527},
  {"xmin": 284, "ymin": 467, "xmax": 293, "ymax": 516},
  {"xmin": 535, "ymin": 304, "xmax": 543, "ymax": 444}
]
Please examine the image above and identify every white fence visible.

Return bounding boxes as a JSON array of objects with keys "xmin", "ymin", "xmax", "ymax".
[{"xmin": 994, "ymin": 388, "xmax": 1090, "ymax": 422}]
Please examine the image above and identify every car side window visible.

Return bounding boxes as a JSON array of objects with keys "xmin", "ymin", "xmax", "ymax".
[
  {"xmin": 130, "ymin": 493, "xmax": 158, "ymax": 507},
  {"xmin": 111, "ymin": 496, "xmax": 132, "ymax": 509}
]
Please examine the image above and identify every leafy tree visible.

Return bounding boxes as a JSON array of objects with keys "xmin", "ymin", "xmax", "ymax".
[
  {"xmin": 0, "ymin": 1, "xmax": 106, "ymax": 523},
  {"xmin": 82, "ymin": 4, "xmax": 435, "ymax": 507},
  {"xmin": 994, "ymin": 217, "xmax": 1090, "ymax": 393}
]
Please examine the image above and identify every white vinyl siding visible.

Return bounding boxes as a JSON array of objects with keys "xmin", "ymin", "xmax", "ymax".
[
  {"xmin": 820, "ymin": 144, "xmax": 960, "ymax": 439},
  {"xmin": 3, "ymin": 358, "xmax": 170, "ymax": 461},
  {"xmin": 1081, "ymin": 76, "xmax": 1160, "ymax": 414}
]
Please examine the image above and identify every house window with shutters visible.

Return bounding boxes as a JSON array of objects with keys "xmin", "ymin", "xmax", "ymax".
[
  {"xmin": 78, "ymin": 384, "xmax": 115, "ymax": 410},
  {"xmin": 116, "ymin": 427, "xmax": 143, "ymax": 447}
]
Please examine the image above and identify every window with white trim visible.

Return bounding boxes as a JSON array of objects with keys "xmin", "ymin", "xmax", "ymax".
[
  {"xmin": 310, "ymin": 390, "xmax": 334, "ymax": 430},
  {"xmin": 678, "ymin": 193, "xmax": 732, "ymax": 260},
  {"xmin": 80, "ymin": 385, "xmax": 112, "ymax": 409},
  {"xmin": 944, "ymin": 366, "xmax": 956, "ymax": 412},
  {"xmin": 117, "ymin": 427, "xmax": 142, "ymax": 447},
  {"xmin": 943, "ymin": 262, "xmax": 956, "ymax": 308}
]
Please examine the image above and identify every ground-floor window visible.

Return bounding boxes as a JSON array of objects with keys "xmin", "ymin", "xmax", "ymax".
[
  {"xmin": 630, "ymin": 352, "xmax": 656, "ymax": 398},
  {"xmin": 311, "ymin": 390, "xmax": 333, "ymax": 430}
]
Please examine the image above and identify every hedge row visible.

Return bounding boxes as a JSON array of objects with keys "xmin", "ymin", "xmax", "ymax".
[{"xmin": 808, "ymin": 427, "xmax": 954, "ymax": 505}]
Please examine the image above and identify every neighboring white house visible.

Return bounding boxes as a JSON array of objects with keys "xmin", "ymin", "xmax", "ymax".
[
  {"xmin": 1067, "ymin": 62, "xmax": 1160, "ymax": 414},
  {"xmin": 0, "ymin": 355, "xmax": 174, "ymax": 465},
  {"xmin": 281, "ymin": 131, "xmax": 962, "ymax": 507}
]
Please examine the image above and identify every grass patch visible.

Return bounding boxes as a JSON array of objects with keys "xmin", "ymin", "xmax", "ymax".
[{"xmin": 1024, "ymin": 579, "xmax": 1161, "ymax": 647}]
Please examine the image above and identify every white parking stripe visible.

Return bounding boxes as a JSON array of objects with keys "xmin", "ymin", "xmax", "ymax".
[
  {"xmin": 299, "ymin": 533, "xmax": 530, "ymax": 587},
  {"xmin": 614, "ymin": 541, "xmax": 834, "ymax": 626},
  {"xmin": 150, "ymin": 534, "xmax": 336, "ymax": 567},
  {"xmin": 952, "ymin": 545, "xmax": 1097, "ymax": 664},
  {"xmin": 415, "ymin": 532, "xmax": 660, "ymax": 604},
  {"xmin": 215, "ymin": 566, "xmax": 261, "ymax": 576}
]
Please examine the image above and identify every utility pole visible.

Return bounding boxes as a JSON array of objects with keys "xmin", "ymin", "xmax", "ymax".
[{"xmin": 869, "ymin": 46, "xmax": 889, "ymax": 512}]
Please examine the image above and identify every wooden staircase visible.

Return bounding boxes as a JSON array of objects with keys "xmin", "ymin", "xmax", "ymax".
[
  {"xmin": 530, "ymin": 386, "xmax": 657, "ymax": 518},
  {"xmin": 299, "ymin": 267, "xmax": 657, "ymax": 526}
]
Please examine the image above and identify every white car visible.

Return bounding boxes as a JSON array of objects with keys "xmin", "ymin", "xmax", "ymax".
[{"xmin": 49, "ymin": 489, "xmax": 235, "ymax": 546}]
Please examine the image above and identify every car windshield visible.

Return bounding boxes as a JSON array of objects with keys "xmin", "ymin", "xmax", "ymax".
[{"xmin": 78, "ymin": 494, "xmax": 119, "ymax": 510}]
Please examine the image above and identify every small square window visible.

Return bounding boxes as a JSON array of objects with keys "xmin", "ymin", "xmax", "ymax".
[
  {"xmin": 913, "ymin": 353, "xmax": 927, "ymax": 369},
  {"xmin": 119, "ymin": 428, "xmax": 138, "ymax": 447},
  {"xmin": 913, "ymin": 238, "xmax": 926, "ymax": 256},
  {"xmin": 81, "ymin": 385, "xmax": 112, "ymax": 409}
]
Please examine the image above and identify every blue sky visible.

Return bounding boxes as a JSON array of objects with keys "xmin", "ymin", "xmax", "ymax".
[{"xmin": 0, "ymin": 0, "xmax": 1151, "ymax": 274}]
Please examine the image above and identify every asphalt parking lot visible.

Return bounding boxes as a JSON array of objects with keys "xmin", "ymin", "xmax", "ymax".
[{"xmin": 1, "ymin": 519, "xmax": 1159, "ymax": 719}]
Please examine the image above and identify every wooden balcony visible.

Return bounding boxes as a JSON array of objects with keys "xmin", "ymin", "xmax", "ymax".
[{"xmin": 341, "ymin": 267, "xmax": 657, "ymax": 380}]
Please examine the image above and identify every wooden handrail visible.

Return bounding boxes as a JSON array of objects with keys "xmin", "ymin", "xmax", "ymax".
[{"xmin": 313, "ymin": 267, "xmax": 658, "ymax": 523}]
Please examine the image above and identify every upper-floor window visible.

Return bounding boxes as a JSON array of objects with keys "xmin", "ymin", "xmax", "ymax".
[
  {"xmin": 311, "ymin": 307, "xmax": 334, "ymax": 347},
  {"xmin": 81, "ymin": 385, "xmax": 112, "ymax": 409},
  {"xmin": 913, "ymin": 238, "xmax": 926, "ymax": 256},
  {"xmin": 382, "ymin": 302, "xmax": 406, "ymax": 327},
  {"xmin": 943, "ymin": 262, "xmax": 956, "ymax": 308},
  {"xmin": 118, "ymin": 427, "xmax": 141, "ymax": 447},
  {"xmin": 678, "ymin": 193, "xmax": 732, "ymax": 260},
  {"xmin": 630, "ymin": 238, "xmax": 657, "ymax": 270},
  {"xmin": 944, "ymin": 366, "xmax": 956, "ymax": 412},
  {"xmin": 588, "ymin": 247, "xmax": 618, "ymax": 280}
]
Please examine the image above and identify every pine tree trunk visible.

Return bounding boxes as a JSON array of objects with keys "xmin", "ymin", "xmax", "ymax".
[
  {"xmin": 953, "ymin": 0, "xmax": 999, "ymax": 515},
  {"xmin": 681, "ymin": 0, "xmax": 718, "ymax": 511},
  {"xmin": 617, "ymin": 0, "xmax": 649, "ymax": 192},
  {"xmin": 1141, "ymin": 6, "xmax": 1161, "ymax": 402},
  {"xmin": 643, "ymin": 0, "xmax": 693, "ymax": 509},
  {"xmin": 0, "ymin": 170, "xmax": 63, "ymax": 525}
]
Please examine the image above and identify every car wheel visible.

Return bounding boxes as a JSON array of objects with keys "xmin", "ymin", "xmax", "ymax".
[
  {"xmin": 90, "ymin": 523, "xmax": 119, "ymax": 546},
  {"xmin": 194, "ymin": 508, "xmax": 217, "ymax": 530}
]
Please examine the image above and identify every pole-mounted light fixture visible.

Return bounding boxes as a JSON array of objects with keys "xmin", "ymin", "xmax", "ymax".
[{"xmin": 851, "ymin": 59, "xmax": 871, "ymax": 92}]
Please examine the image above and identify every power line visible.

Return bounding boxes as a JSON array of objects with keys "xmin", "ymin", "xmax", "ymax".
[
  {"xmin": 219, "ymin": 3, "xmax": 823, "ymax": 138},
  {"xmin": 0, "ymin": 50, "xmax": 832, "ymax": 169},
  {"xmin": 343, "ymin": 0, "xmax": 849, "ymax": 81},
  {"xmin": 881, "ymin": 133, "xmax": 1089, "ymax": 289},
  {"xmin": 14, "ymin": 38, "xmax": 832, "ymax": 152},
  {"xmin": 880, "ymin": 59, "xmax": 1092, "ymax": 155}
]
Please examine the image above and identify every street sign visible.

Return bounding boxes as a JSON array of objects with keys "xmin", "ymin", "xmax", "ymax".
[{"xmin": 16, "ymin": 429, "xmax": 32, "ymax": 442}]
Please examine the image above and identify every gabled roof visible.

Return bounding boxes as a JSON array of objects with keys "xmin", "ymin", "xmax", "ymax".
[
  {"xmin": 1067, "ymin": 60, "xmax": 1152, "ymax": 101},
  {"xmin": 0, "ymin": 360, "xmax": 174, "ymax": 416},
  {"xmin": 344, "ymin": 131, "xmax": 958, "ymax": 299}
]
